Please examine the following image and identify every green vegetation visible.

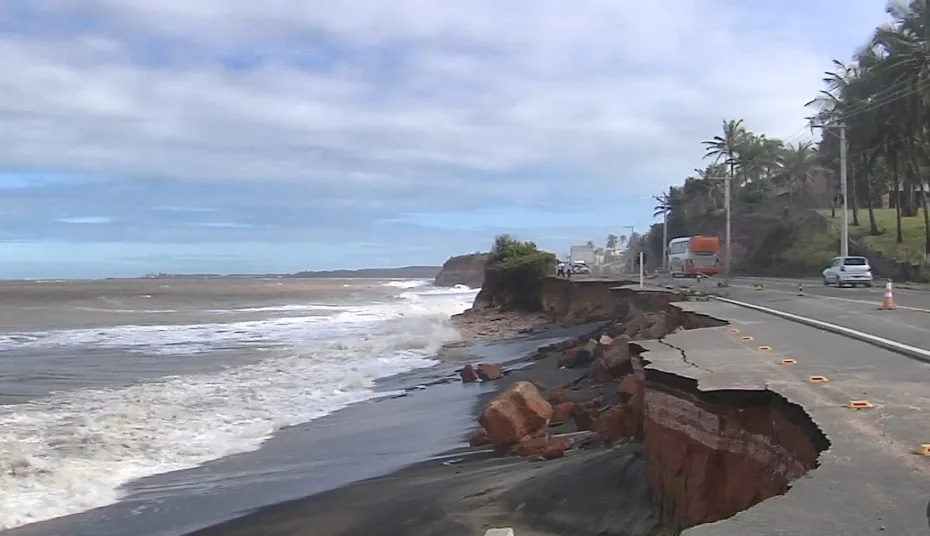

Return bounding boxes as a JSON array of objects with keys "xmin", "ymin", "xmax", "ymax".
[
  {"xmin": 640, "ymin": 1, "xmax": 930, "ymax": 274},
  {"xmin": 487, "ymin": 234, "xmax": 556, "ymax": 310},
  {"xmin": 822, "ymin": 208, "xmax": 928, "ymax": 263}
]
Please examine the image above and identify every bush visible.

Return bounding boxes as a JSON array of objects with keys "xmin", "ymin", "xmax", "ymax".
[{"xmin": 487, "ymin": 234, "xmax": 556, "ymax": 310}]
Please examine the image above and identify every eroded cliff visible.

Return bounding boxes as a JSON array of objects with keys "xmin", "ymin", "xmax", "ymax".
[
  {"xmin": 434, "ymin": 253, "xmax": 489, "ymax": 288},
  {"xmin": 641, "ymin": 371, "xmax": 828, "ymax": 531}
]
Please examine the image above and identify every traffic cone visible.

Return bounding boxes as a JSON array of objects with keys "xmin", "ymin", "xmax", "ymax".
[
  {"xmin": 880, "ymin": 280, "xmax": 896, "ymax": 310},
  {"xmin": 797, "ymin": 283, "xmax": 804, "ymax": 296}
]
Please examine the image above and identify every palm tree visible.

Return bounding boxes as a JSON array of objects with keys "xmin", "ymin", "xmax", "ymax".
[
  {"xmin": 653, "ymin": 192, "xmax": 672, "ymax": 270},
  {"xmin": 872, "ymin": 0, "xmax": 930, "ymax": 251},
  {"xmin": 778, "ymin": 141, "xmax": 821, "ymax": 207},
  {"xmin": 606, "ymin": 234, "xmax": 619, "ymax": 250},
  {"xmin": 703, "ymin": 119, "xmax": 747, "ymax": 187}
]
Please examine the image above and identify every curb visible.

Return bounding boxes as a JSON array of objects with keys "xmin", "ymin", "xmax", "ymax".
[{"xmin": 712, "ymin": 296, "xmax": 930, "ymax": 365}]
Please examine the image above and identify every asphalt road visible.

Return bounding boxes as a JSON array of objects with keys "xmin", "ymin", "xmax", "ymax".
[{"xmin": 653, "ymin": 274, "xmax": 930, "ymax": 354}]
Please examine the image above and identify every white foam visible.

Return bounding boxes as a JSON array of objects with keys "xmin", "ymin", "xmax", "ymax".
[
  {"xmin": 382, "ymin": 279, "xmax": 430, "ymax": 289},
  {"xmin": 0, "ymin": 291, "xmax": 474, "ymax": 355},
  {"xmin": 0, "ymin": 285, "xmax": 478, "ymax": 529},
  {"xmin": 206, "ymin": 304, "xmax": 352, "ymax": 314}
]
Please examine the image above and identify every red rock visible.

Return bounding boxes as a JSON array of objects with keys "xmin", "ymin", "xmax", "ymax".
[
  {"xmin": 618, "ymin": 375, "xmax": 638, "ymax": 401},
  {"xmin": 551, "ymin": 402, "xmax": 576, "ymax": 423},
  {"xmin": 593, "ymin": 338, "xmax": 633, "ymax": 382},
  {"xmin": 460, "ymin": 365, "xmax": 478, "ymax": 383},
  {"xmin": 475, "ymin": 363, "xmax": 503, "ymax": 381},
  {"xmin": 478, "ymin": 381, "xmax": 553, "ymax": 448},
  {"xmin": 572, "ymin": 402, "xmax": 599, "ymax": 431},
  {"xmin": 513, "ymin": 434, "xmax": 571, "ymax": 459},
  {"xmin": 646, "ymin": 311, "xmax": 671, "ymax": 339},
  {"xmin": 469, "ymin": 427, "xmax": 490, "ymax": 446},
  {"xmin": 542, "ymin": 441, "xmax": 567, "ymax": 460},
  {"xmin": 514, "ymin": 434, "xmax": 551, "ymax": 456},
  {"xmin": 556, "ymin": 348, "xmax": 580, "ymax": 368},
  {"xmin": 595, "ymin": 404, "xmax": 637, "ymax": 444},
  {"xmin": 547, "ymin": 388, "xmax": 569, "ymax": 406}
]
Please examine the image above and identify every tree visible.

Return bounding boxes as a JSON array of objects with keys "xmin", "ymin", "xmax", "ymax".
[
  {"xmin": 487, "ymin": 235, "xmax": 556, "ymax": 310},
  {"xmin": 703, "ymin": 119, "xmax": 747, "ymax": 187},
  {"xmin": 606, "ymin": 234, "xmax": 619, "ymax": 249}
]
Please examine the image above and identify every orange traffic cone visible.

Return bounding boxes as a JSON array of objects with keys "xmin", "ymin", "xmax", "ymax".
[{"xmin": 880, "ymin": 280, "xmax": 896, "ymax": 310}]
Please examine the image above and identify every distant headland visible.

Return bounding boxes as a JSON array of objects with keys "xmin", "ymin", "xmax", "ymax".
[{"xmin": 137, "ymin": 266, "xmax": 442, "ymax": 280}]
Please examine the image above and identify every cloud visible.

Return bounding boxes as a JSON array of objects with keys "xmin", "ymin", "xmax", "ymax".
[
  {"xmin": 0, "ymin": 0, "xmax": 892, "ymax": 275},
  {"xmin": 57, "ymin": 216, "xmax": 112, "ymax": 224}
]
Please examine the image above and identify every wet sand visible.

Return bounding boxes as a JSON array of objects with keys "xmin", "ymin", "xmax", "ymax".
[{"xmin": 182, "ymin": 326, "xmax": 662, "ymax": 536}]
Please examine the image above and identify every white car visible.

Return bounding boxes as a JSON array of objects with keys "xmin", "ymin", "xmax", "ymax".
[
  {"xmin": 822, "ymin": 256, "xmax": 873, "ymax": 287},
  {"xmin": 571, "ymin": 262, "xmax": 591, "ymax": 275}
]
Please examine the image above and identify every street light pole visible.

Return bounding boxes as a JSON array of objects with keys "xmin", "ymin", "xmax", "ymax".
[{"xmin": 839, "ymin": 124, "xmax": 849, "ymax": 257}]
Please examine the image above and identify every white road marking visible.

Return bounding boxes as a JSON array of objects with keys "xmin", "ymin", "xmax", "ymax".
[{"xmin": 713, "ymin": 296, "xmax": 930, "ymax": 365}]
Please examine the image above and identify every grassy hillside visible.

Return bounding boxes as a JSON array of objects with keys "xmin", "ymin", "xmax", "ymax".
[
  {"xmin": 819, "ymin": 209, "xmax": 927, "ymax": 263},
  {"xmin": 732, "ymin": 211, "xmax": 838, "ymax": 277}
]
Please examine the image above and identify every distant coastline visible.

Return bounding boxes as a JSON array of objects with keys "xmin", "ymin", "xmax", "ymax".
[
  {"xmin": 131, "ymin": 266, "xmax": 442, "ymax": 280},
  {"xmin": 286, "ymin": 265, "xmax": 441, "ymax": 279}
]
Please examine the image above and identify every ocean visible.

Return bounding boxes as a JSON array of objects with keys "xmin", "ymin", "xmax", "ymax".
[{"xmin": 0, "ymin": 277, "xmax": 481, "ymax": 534}]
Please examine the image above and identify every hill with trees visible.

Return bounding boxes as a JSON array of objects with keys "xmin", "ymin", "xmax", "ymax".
[{"xmin": 640, "ymin": 1, "xmax": 930, "ymax": 279}]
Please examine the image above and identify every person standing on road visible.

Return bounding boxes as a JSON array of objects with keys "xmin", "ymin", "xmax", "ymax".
[{"xmin": 557, "ymin": 263, "xmax": 564, "ymax": 278}]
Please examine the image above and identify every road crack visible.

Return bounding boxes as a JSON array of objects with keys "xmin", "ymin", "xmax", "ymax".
[{"xmin": 658, "ymin": 338, "xmax": 712, "ymax": 372}]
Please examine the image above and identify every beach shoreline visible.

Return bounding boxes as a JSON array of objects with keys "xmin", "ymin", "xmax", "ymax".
[
  {"xmin": 173, "ymin": 283, "xmax": 834, "ymax": 536},
  {"xmin": 184, "ymin": 318, "xmax": 657, "ymax": 536}
]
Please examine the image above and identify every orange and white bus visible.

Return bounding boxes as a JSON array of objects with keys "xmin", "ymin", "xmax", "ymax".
[{"xmin": 666, "ymin": 236, "xmax": 721, "ymax": 277}]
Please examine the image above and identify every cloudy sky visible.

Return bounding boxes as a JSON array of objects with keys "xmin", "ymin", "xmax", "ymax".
[{"xmin": 0, "ymin": 1, "xmax": 890, "ymax": 278}]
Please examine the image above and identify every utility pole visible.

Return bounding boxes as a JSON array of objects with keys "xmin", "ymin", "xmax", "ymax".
[
  {"xmin": 724, "ymin": 175, "xmax": 731, "ymax": 280},
  {"xmin": 661, "ymin": 208, "xmax": 668, "ymax": 273},
  {"xmin": 707, "ymin": 176, "xmax": 732, "ymax": 282},
  {"xmin": 839, "ymin": 124, "xmax": 849, "ymax": 257}
]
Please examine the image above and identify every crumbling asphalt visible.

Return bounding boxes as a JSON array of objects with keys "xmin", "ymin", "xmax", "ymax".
[{"xmin": 644, "ymin": 299, "xmax": 930, "ymax": 536}]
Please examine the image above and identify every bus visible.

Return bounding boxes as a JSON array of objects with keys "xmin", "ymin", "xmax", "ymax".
[{"xmin": 667, "ymin": 236, "xmax": 721, "ymax": 277}]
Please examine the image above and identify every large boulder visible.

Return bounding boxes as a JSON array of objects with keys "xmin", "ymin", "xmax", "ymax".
[
  {"xmin": 595, "ymin": 404, "xmax": 638, "ymax": 444},
  {"xmin": 592, "ymin": 336, "xmax": 633, "ymax": 382},
  {"xmin": 551, "ymin": 402, "xmax": 576, "ymax": 423},
  {"xmin": 476, "ymin": 363, "xmax": 504, "ymax": 381},
  {"xmin": 514, "ymin": 434, "xmax": 572, "ymax": 460},
  {"xmin": 547, "ymin": 388, "xmax": 569, "ymax": 406},
  {"xmin": 572, "ymin": 401, "xmax": 600, "ymax": 431},
  {"xmin": 556, "ymin": 348, "xmax": 594, "ymax": 369},
  {"xmin": 479, "ymin": 381, "xmax": 553, "ymax": 448},
  {"xmin": 469, "ymin": 426, "xmax": 491, "ymax": 446},
  {"xmin": 460, "ymin": 365, "xmax": 478, "ymax": 383}
]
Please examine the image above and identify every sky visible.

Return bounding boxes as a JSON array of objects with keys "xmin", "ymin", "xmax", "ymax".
[{"xmin": 0, "ymin": 0, "xmax": 894, "ymax": 278}]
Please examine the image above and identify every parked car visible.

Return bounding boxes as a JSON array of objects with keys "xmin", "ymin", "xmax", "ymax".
[
  {"xmin": 822, "ymin": 256, "xmax": 873, "ymax": 287},
  {"xmin": 570, "ymin": 262, "xmax": 591, "ymax": 275}
]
